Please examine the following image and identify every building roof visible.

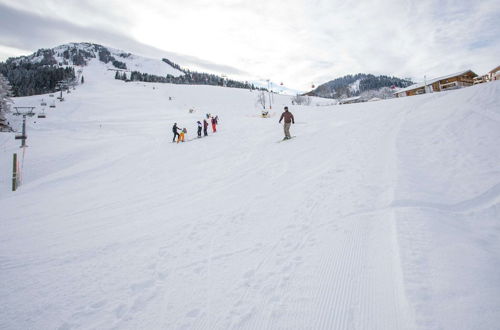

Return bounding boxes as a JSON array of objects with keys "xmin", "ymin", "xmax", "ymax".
[
  {"xmin": 394, "ymin": 70, "xmax": 476, "ymax": 94},
  {"xmin": 340, "ymin": 96, "xmax": 361, "ymax": 103},
  {"xmin": 489, "ymin": 65, "xmax": 500, "ymax": 74}
]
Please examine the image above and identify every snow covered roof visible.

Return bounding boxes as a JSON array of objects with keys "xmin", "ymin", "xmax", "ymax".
[
  {"xmin": 394, "ymin": 70, "xmax": 476, "ymax": 94},
  {"xmin": 340, "ymin": 96, "xmax": 361, "ymax": 102}
]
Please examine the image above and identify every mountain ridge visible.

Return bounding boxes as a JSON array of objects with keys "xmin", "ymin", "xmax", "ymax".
[
  {"xmin": 0, "ymin": 42, "xmax": 266, "ymax": 96},
  {"xmin": 308, "ymin": 73, "xmax": 414, "ymax": 99}
]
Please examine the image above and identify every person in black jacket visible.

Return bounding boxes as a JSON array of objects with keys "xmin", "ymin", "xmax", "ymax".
[
  {"xmin": 172, "ymin": 123, "xmax": 181, "ymax": 142},
  {"xmin": 203, "ymin": 119, "xmax": 209, "ymax": 136},
  {"xmin": 197, "ymin": 121, "xmax": 202, "ymax": 138}
]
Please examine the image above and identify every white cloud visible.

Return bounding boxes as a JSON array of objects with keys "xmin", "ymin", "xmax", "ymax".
[
  {"xmin": 0, "ymin": 44, "xmax": 31, "ymax": 60},
  {"xmin": 1, "ymin": 0, "xmax": 499, "ymax": 90}
]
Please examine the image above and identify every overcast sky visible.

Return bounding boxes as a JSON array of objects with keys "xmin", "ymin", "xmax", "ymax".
[{"xmin": 0, "ymin": 0, "xmax": 499, "ymax": 90}]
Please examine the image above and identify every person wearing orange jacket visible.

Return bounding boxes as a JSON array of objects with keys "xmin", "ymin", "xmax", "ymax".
[{"xmin": 178, "ymin": 128, "xmax": 187, "ymax": 143}]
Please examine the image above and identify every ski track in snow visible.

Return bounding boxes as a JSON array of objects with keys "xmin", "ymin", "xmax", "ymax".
[{"xmin": 1, "ymin": 61, "xmax": 499, "ymax": 329}]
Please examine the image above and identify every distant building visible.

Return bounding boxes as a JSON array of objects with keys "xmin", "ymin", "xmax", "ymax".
[
  {"xmin": 339, "ymin": 96, "xmax": 362, "ymax": 104},
  {"xmin": 473, "ymin": 75, "xmax": 488, "ymax": 85},
  {"xmin": 394, "ymin": 70, "xmax": 477, "ymax": 97},
  {"xmin": 488, "ymin": 65, "xmax": 500, "ymax": 81}
]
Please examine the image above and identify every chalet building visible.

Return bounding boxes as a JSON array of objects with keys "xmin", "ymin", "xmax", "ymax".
[
  {"xmin": 473, "ymin": 75, "xmax": 488, "ymax": 84},
  {"xmin": 394, "ymin": 70, "xmax": 477, "ymax": 97}
]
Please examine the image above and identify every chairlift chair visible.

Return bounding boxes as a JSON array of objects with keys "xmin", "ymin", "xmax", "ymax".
[{"xmin": 37, "ymin": 108, "xmax": 46, "ymax": 118}]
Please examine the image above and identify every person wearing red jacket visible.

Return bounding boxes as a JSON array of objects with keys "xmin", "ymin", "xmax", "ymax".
[{"xmin": 211, "ymin": 116, "xmax": 217, "ymax": 133}]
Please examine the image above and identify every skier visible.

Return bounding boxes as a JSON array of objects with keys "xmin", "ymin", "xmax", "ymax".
[
  {"xmin": 278, "ymin": 106, "xmax": 295, "ymax": 140},
  {"xmin": 211, "ymin": 117, "xmax": 217, "ymax": 133},
  {"xmin": 203, "ymin": 119, "xmax": 209, "ymax": 136},
  {"xmin": 197, "ymin": 121, "xmax": 202, "ymax": 138},
  {"xmin": 178, "ymin": 128, "xmax": 187, "ymax": 143},
  {"xmin": 172, "ymin": 123, "xmax": 182, "ymax": 142}
]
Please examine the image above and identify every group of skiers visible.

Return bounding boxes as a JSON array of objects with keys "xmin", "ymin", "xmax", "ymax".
[
  {"xmin": 172, "ymin": 114, "xmax": 219, "ymax": 143},
  {"xmin": 172, "ymin": 106, "xmax": 294, "ymax": 143}
]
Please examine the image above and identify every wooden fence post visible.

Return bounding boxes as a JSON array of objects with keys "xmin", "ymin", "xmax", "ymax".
[{"xmin": 12, "ymin": 153, "xmax": 17, "ymax": 191}]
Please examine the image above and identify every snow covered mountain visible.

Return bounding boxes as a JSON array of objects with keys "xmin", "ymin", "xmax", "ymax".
[
  {"xmin": 1, "ymin": 64, "xmax": 499, "ymax": 329},
  {"xmin": 309, "ymin": 73, "xmax": 413, "ymax": 99},
  {"xmin": 0, "ymin": 42, "xmax": 299, "ymax": 97},
  {"xmin": 9, "ymin": 42, "xmax": 186, "ymax": 77}
]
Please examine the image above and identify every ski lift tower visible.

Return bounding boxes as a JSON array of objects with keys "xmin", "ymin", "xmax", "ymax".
[
  {"xmin": 266, "ymin": 79, "xmax": 273, "ymax": 110},
  {"xmin": 56, "ymin": 81, "xmax": 64, "ymax": 100},
  {"xmin": 76, "ymin": 68, "xmax": 83, "ymax": 85},
  {"xmin": 57, "ymin": 79, "xmax": 71, "ymax": 100},
  {"xmin": 13, "ymin": 106, "xmax": 35, "ymax": 148}
]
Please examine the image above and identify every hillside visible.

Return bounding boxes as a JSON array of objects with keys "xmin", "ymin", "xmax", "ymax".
[
  {"xmin": 0, "ymin": 62, "xmax": 499, "ymax": 330},
  {"xmin": 0, "ymin": 43, "xmax": 264, "ymax": 97},
  {"xmin": 309, "ymin": 73, "xmax": 413, "ymax": 99}
]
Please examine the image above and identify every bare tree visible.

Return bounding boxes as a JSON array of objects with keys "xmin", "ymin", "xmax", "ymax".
[
  {"xmin": 292, "ymin": 94, "xmax": 311, "ymax": 105},
  {"xmin": 256, "ymin": 91, "xmax": 267, "ymax": 109},
  {"xmin": 359, "ymin": 86, "xmax": 395, "ymax": 101}
]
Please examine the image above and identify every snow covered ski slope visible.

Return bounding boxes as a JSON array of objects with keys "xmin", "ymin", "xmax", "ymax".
[{"xmin": 1, "ymin": 62, "xmax": 499, "ymax": 329}]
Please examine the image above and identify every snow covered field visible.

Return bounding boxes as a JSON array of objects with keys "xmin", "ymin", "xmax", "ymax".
[{"xmin": 1, "ymin": 62, "xmax": 499, "ymax": 329}]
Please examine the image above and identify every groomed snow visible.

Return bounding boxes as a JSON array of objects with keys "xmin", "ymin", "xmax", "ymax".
[
  {"xmin": 1, "ymin": 63, "xmax": 499, "ymax": 329},
  {"xmin": 105, "ymin": 47, "xmax": 185, "ymax": 77}
]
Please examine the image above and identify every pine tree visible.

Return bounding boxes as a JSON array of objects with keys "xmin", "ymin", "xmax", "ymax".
[
  {"xmin": 81, "ymin": 75, "xmax": 84, "ymax": 84},
  {"xmin": 0, "ymin": 74, "xmax": 13, "ymax": 130}
]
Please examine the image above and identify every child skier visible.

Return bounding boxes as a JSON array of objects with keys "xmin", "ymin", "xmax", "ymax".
[
  {"xmin": 178, "ymin": 128, "xmax": 187, "ymax": 143},
  {"xmin": 197, "ymin": 121, "xmax": 202, "ymax": 138}
]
